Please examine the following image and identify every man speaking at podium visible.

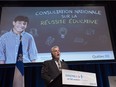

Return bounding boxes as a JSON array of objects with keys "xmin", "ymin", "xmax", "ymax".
[{"xmin": 41, "ymin": 45, "xmax": 69, "ymax": 87}]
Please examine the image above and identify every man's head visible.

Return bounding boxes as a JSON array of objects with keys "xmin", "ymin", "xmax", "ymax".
[
  {"xmin": 12, "ymin": 16, "xmax": 29, "ymax": 34},
  {"xmin": 51, "ymin": 46, "xmax": 60, "ymax": 60}
]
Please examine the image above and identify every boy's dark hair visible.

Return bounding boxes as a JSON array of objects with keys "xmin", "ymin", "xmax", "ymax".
[{"xmin": 14, "ymin": 16, "xmax": 29, "ymax": 24}]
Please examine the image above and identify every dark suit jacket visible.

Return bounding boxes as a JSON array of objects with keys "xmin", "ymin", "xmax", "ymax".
[{"xmin": 41, "ymin": 59, "xmax": 69, "ymax": 87}]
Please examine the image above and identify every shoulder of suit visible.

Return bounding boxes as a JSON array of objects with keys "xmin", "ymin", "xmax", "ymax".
[{"xmin": 44, "ymin": 59, "xmax": 53, "ymax": 63}]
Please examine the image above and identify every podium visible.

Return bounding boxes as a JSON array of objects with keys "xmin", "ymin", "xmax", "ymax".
[{"xmin": 48, "ymin": 69, "xmax": 97, "ymax": 87}]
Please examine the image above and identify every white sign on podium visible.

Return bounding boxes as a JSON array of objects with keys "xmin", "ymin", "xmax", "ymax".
[{"xmin": 62, "ymin": 69, "xmax": 97, "ymax": 86}]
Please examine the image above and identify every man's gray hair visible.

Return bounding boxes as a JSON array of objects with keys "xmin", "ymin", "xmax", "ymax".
[{"xmin": 51, "ymin": 45, "xmax": 59, "ymax": 52}]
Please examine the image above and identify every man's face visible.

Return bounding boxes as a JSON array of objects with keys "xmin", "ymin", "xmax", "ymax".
[
  {"xmin": 52, "ymin": 47, "xmax": 60, "ymax": 60},
  {"xmin": 13, "ymin": 21, "xmax": 28, "ymax": 34}
]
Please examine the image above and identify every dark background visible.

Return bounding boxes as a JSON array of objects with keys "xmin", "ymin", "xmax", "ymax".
[{"xmin": 0, "ymin": 0, "xmax": 116, "ymax": 87}]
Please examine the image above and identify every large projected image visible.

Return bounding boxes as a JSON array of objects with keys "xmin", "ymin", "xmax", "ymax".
[{"xmin": 0, "ymin": 6, "xmax": 115, "ymax": 64}]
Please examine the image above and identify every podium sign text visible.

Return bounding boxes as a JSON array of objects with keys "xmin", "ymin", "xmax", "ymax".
[{"xmin": 62, "ymin": 69, "xmax": 97, "ymax": 86}]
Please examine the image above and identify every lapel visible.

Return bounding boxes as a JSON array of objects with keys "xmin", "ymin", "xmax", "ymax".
[{"xmin": 51, "ymin": 60, "xmax": 60, "ymax": 72}]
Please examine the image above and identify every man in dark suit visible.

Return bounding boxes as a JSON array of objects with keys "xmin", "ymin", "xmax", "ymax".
[{"xmin": 41, "ymin": 45, "xmax": 69, "ymax": 87}]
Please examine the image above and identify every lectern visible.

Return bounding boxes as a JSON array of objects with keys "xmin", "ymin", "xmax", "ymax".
[{"xmin": 48, "ymin": 69, "xmax": 97, "ymax": 87}]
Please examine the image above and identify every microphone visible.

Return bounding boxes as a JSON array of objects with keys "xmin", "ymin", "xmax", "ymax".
[{"xmin": 62, "ymin": 59, "xmax": 65, "ymax": 62}]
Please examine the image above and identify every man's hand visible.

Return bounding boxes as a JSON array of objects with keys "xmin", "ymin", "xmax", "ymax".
[{"xmin": 0, "ymin": 60, "xmax": 5, "ymax": 64}]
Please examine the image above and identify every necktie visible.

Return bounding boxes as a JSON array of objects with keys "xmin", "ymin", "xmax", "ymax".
[{"xmin": 57, "ymin": 61, "xmax": 62, "ymax": 72}]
